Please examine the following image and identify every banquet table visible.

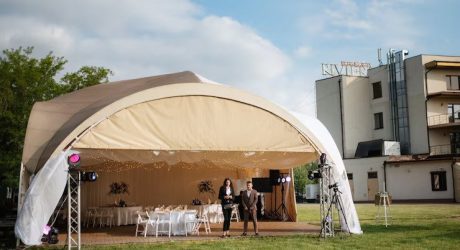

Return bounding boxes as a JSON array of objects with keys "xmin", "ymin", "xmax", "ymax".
[
  {"xmin": 146, "ymin": 210, "xmax": 198, "ymax": 236},
  {"xmin": 109, "ymin": 206, "xmax": 142, "ymax": 226},
  {"xmin": 189, "ymin": 204, "xmax": 223, "ymax": 223}
]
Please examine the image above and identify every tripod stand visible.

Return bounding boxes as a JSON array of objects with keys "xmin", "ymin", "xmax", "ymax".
[
  {"xmin": 321, "ymin": 184, "xmax": 350, "ymax": 237},
  {"xmin": 275, "ymin": 181, "xmax": 292, "ymax": 221}
]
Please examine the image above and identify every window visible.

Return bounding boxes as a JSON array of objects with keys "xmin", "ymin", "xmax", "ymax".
[
  {"xmin": 450, "ymin": 132, "xmax": 460, "ymax": 154},
  {"xmin": 447, "ymin": 104, "xmax": 460, "ymax": 122},
  {"xmin": 446, "ymin": 75, "xmax": 460, "ymax": 90},
  {"xmin": 347, "ymin": 173, "xmax": 353, "ymax": 180},
  {"xmin": 372, "ymin": 81, "xmax": 382, "ymax": 99},
  {"xmin": 430, "ymin": 171, "xmax": 447, "ymax": 191},
  {"xmin": 374, "ymin": 112, "xmax": 384, "ymax": 129},
  {"xmin": 368, "ymin": 172, "xmax": 378, "ymax": 179}
]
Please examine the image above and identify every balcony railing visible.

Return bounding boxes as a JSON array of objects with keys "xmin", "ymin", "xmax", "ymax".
[
  {"xmin": 427, "ymin": 113, "xmax": 460, "ymax": 127},
  {"xmin": 430, "ymin": 144, "xmax": 460, "ymax": 156}
]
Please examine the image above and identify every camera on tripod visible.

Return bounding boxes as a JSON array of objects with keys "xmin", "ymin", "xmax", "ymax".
[
  {"xmin": 308, "ymin": 153, "xmax": 328, "ymax": 180},
  {"xmin": 328, "ymin": 183, "xmax": 340, "ymax": 192}
]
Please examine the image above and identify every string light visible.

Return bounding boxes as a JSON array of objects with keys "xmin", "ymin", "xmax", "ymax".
[{"xmin": 77, "ymin": 149, "xmax": 311, "ymax": 173}]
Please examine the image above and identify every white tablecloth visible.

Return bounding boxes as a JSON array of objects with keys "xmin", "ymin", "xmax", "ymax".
[
  {"xmin": 112, "ymin": 206, "xmax": 142, "ymax": 226},
  {"xmin": 146, "ymin": 210, "xmax": 197, "ymax": 236},
  {"xmin": 189, "ymin": 204, "xmax": 223, "ymax": 223}
]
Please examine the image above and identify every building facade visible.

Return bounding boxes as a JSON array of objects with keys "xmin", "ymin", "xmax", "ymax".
[{"xmin": 316, "ymin": 51, "xmax": 460, "ymax": 202}]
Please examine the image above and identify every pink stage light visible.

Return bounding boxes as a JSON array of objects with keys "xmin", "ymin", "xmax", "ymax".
[{"xmin": 68, "ymin": 153, "xmax": 81, "ymax": 168}]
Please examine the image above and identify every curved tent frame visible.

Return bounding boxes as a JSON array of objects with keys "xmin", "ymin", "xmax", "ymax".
[{"xmin": 16, "ymin": 71, "xmax": 362, "ymax": 245}]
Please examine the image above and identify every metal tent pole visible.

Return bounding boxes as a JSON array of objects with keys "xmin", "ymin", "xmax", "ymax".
[
  {"xmin": 67, "ymin": 171, "xmax": 81, "ymax": 249},
  {"xmin": 319, "ymin": 165, "xmax": 333, "ymax": 238}
]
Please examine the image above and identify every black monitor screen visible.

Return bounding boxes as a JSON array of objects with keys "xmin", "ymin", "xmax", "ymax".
[{"xmin": 251, "ymin": 177, "xmax": 272, "ymax": 193}]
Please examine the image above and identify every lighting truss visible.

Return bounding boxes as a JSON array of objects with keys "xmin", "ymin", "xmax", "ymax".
[
  {"xmin": 319, "ymin": 164, "xmax": 333, "ymax": 238},
  {"xmin": 67, "ymin": 171, "xmax": 81, "ymax": 249}
]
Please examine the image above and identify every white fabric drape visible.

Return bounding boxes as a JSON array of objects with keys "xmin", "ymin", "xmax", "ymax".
[
  {"xmin": 291, "ymin": 113, "xmax": 362, "ymax": 234},
  {"xmin": 15, "ymin": 150, "xmax": 74, "ymax": 245}
]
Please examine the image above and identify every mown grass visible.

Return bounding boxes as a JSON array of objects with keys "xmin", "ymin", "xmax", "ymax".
[{"xmin": 80, "ymin": 203, "xmax": 460, "ymax": 249}]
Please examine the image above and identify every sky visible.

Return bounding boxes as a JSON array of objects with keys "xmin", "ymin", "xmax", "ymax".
[{"xmin": 1, "ymin": 0, "xmax": 459, "ymax": 116}]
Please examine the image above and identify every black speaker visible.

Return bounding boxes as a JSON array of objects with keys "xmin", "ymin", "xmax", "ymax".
[
  {"xmin": 257, "ymin": 193, "xmax": 265, "ymax": 219},
  {"xmin": 270, "ymin": 170, "xmax": 280, "ymax": 186}
]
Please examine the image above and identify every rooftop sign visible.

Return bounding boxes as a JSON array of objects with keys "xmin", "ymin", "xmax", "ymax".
[{"xmin": 321, "ymin": 61, "xmax": 371, "ymax": 77}]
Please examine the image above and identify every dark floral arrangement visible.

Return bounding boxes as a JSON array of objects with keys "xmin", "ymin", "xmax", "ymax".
[
  {"xmin": 198, "ymin": 180, "xmax": 215, "ymax": 195},
  {"xmin": 109, "ymin": 182, "xmax": 129, "ymax": 195}
]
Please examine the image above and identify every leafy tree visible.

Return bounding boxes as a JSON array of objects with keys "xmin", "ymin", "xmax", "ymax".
[
  {"xmin": 61, "ymin": 66, "xmax": 112, "ymax": 92},
  {"xmin": 0, "ymin": 47, "xmax": 112, "ymax": 188},
  {"xmin": 293, "ymin": 162, "xmax": 319, "ymax": 196}
]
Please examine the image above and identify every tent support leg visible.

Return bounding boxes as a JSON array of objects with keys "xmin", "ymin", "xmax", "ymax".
[
  {"xmin": 319, "ymin": 165, "xmax": 333, "ymax": 238},
  {"xmin": 67, "ymin": 171, "xmax": 81, "ymax": 249}
]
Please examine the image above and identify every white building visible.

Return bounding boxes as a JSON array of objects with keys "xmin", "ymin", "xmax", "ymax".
[{"xmin": 316, "ymin": 50, "xmax": 460, "ymax": 202}]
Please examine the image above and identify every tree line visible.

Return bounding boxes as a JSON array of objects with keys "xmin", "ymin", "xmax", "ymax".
[{"xmin": 0, "ymin": 47, "xmax": 112, "ymax": 189}]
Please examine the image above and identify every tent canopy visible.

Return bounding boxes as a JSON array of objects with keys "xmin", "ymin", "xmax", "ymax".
[
  {"xmin": 16, "ymin": 71, "xmax": 362, "ymax": 246},
  {"xmin": 22, "ymin": 71, "xmax": 318, "ymax": 173}
]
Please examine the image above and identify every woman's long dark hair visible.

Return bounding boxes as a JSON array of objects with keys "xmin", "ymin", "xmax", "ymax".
[{"xmin": 222, "ymin": 178, "xmax": 234, "ymax": 191}]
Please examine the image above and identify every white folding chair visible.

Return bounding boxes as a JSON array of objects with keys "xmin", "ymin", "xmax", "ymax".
[
  {"xmin": 183, "ymin": 210, "xmax": 198, "ymax": 236},
  {"xmin": 230, "ymin": 204, "xmax": 240, "ymax": 222},
  {"xmin": 144, "ymin": 211, "xmax": 159, "ymax": 237},
  {"xmin": 84, "ymin": 207, "xmax": 97, "ymax": 227},
  {"xmin": 155, "ymin": 211, "xmax": 172, "ymax": 237},
  {"xmin": 134, "ymin": 211, "xmax": 149, "ymax": 237},
  {"xmin": 92, "ymin": 208, "xmax": 104, "ymax": 228},
  {"xmin": 217, "ymin": 206, "xmax": 224, "ymax": 223},
  {"xmin": 193, "ymin": 213, "xmax": 211, "ymax": 235},
  {"xmin": 99, "ymin": 208, "xmax": 114, "ymax": 228}
]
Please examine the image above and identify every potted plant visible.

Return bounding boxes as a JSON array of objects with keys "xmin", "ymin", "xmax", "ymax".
[
  {"xmin": 197, "ymin": 180, "xmax": 215, "ymax": 204},
  {"xmin": 109, "ymin": 182, "xmax": 129, "ymax": 206}
]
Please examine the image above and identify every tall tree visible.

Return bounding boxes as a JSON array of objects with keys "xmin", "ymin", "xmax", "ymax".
[{"xmin": 0, "ymin": 47, "xmax": 112, "ymax": 188}]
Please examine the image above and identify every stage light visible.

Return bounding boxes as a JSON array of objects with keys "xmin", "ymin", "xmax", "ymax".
[
  {"xmin": 41, "ymin": 225, "xmax": 59, "ymax": 244},
  {"xmin": 308, "ymin": 170, "xmax": 322, "ymax": 180},
  {"xmin": 81, "ymin": 171, "xmax": 98, "ymax": 182},
  {"xmin": 319, "ymin": 153, "xmax": 327, "ymax": 165},
  {"xmin": 281, "ymin": 177, "xmax": 286, "ymax": 183},
  {"xmin": 286, "ymin": 176, "xmax": 291, "ymax": 182},
  {"xmin": 67, "ymin": 153, "xmax": 81, "ymax": 168}
]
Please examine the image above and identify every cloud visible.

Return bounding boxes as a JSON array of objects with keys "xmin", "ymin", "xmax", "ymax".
[
  {"xmin": 0, "ymin": 0, "xmax": 293, "ymax": 106},
  {"xmin": 299, "ymin": 0, "xmax": 422, "ymax": 48},
  {"xmin": 0, "ymin": 0, "xmax": 321, "ymax": 115},
  {"xmin": 294, "ymin": 45, "xmax": 312, "ymax": 59}
]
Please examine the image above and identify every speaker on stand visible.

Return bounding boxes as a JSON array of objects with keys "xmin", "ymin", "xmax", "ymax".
[{"xmin": 269, "ymin": 170, "xmax": 280, "ymax": 219}]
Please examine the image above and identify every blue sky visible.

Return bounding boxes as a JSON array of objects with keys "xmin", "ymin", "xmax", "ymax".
[{"xmin": 1, "ymin": 0, "xmax": 459, "ymax": 115}]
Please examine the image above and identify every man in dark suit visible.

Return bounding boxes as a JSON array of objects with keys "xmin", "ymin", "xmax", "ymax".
[{"xmin": 241, "ymin": 181, "xmax": 258, "ymax": 236}]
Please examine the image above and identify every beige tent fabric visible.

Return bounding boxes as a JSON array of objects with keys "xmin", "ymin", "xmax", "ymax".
[
  {"xmin": 22, "ymin": 71, "xmax": 204, "ymax": 173},
  {"xmin": 77, "ymin": 149, "xmax": 315, "ymax": 170},
  {"xmin": 23, "ymin": 73, "xmax": 321, "ymax": 173},
  {"xmin": 73, "ymin": 96, "xmax": 314, "ymax": 153},
  {"xmin": 20, "ymin": 71, "xmax": 320, "ymax": 223}
]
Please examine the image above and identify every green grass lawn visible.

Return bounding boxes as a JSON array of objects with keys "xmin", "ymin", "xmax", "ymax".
[{"xmin": 83, "ymin": 203, "xmax": 460, "ymax": 250}]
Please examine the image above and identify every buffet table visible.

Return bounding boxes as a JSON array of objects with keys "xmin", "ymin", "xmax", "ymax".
[
  {"xmin": 110, "ymin": 206, "xmax": 142, "ymax": 226},
  {"xmin": 146, "ymin": 210, "xmax": 198, "ymax": 236}
]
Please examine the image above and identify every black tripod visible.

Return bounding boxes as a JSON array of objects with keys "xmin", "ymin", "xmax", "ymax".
[
  {"xmin": 275, "ymin": 181, "xmax": 292, "ymax": 221},
  {"xmin": 323, "ymin": 184, "xmax": 350, "ymax": 235}
]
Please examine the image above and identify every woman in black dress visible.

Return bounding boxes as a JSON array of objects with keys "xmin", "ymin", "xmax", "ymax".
[{"xmin": 218, "ymin": 178, "xmax": 234, "ymax": 237}]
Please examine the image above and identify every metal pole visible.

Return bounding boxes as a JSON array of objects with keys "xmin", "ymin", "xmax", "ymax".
[
  {"xmin": 67, "ymin": 171, "xmax": 81, "ymax": 249},
  {"xmin": 78, "ymin": 174, "xmax": 81, "ymax": 248},
  {"xmin": 319, "ymin": 165, "xmax": 333, "ymax": 238},
  {"xmin": 67, "ymin": 174, "xmax": 71, "ymax": 249}
]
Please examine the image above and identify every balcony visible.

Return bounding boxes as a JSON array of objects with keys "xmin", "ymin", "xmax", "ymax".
[
  {"xmin": 430, "ymin": 144, "xmax": 460, "ymax": 156},
  {"xmin": 427, "ymin": 91, "xmax": 460, "ymax": 100},
  {"xmin": 427, "ymin": 114, "xmax": 460, "ymax": 128}
]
